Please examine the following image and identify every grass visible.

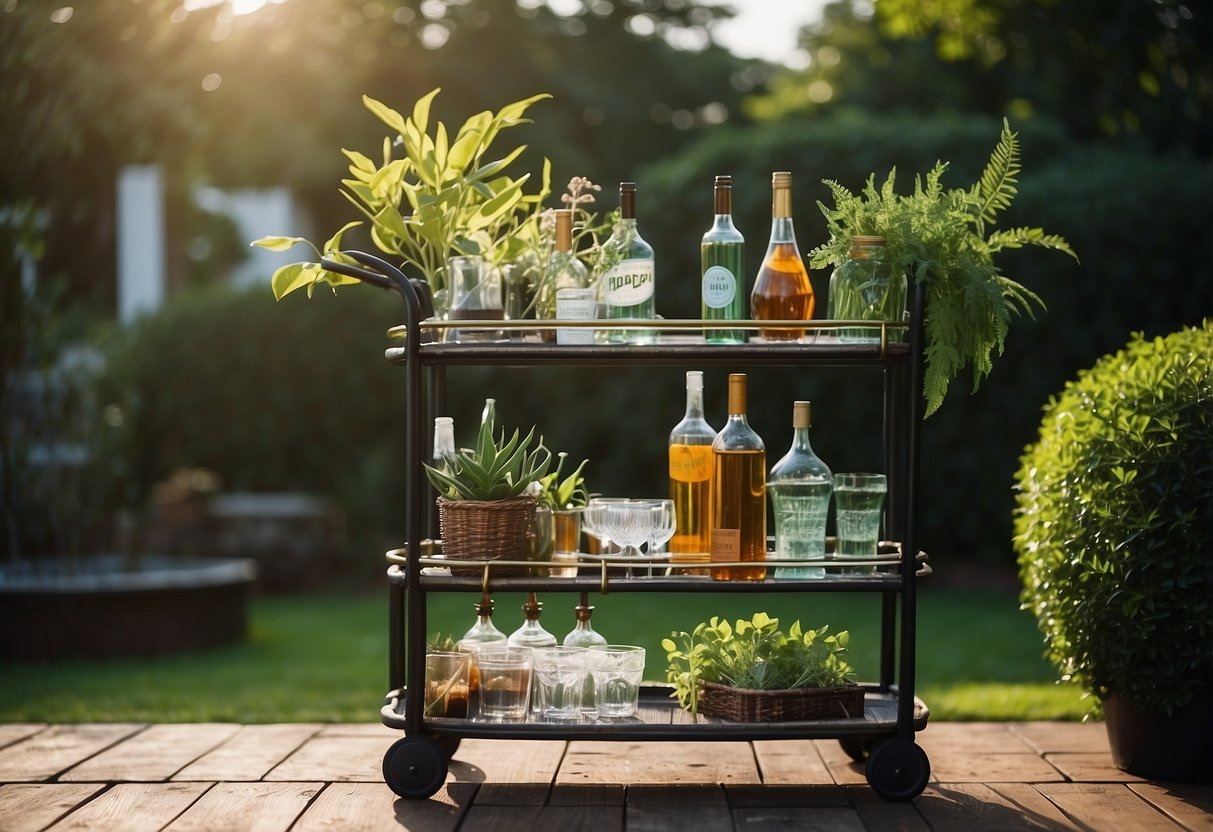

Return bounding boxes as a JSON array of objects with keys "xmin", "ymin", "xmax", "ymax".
[{"xmin": 0, "ymin": 586, "xmax": 1090, "ymax": 723}]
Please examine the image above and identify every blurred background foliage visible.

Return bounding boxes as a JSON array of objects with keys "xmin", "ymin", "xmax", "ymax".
[{"xmin": 3, "ymin": 0, "xmax": 1210, "ymax": 567}]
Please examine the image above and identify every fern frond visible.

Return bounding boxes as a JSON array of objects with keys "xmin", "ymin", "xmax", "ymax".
[
  {"xmin": 975, "ymin": 119, "xmax": 1020, "ymax": 233},
  {"xmin": 987, "ymin": 226, "xmax": 1079, "ymax": 261}
]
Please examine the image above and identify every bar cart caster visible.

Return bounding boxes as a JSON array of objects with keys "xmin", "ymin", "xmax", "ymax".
[
  {"xmin": 382, "ymin": 736, "xmax": 448, "ymax": 799},
  {"xmin": 864, "ymin": 737, "xmax": 931, "ymax": 802}
]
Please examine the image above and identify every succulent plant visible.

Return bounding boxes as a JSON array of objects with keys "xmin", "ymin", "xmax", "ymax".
[{"xmin": 424, "ymin": 414, "xmax": 550, "ymax": 501}]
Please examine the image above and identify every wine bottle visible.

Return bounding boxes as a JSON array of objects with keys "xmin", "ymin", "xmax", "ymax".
[
  {"xmin": 669, "ymin": 370, "xmax": 716, "ymax": 571},
  {"xmin": 768, "ymin": 401, "xmax": 833, "ymax": 580},
  {"xmin": 701, "ymin": 175, "xmax": 746, "ymax": 344},
  {"xmin": 710, "ymin": 373, "xmax": 767, "ymax": 581},
  {"xmin": 751, "ymin": 171, "xmax": 814, "ymax": 341},
  {"xmin": 538, "ymin": 208, "xmax": 591, "ymax": 317},
  {"xmin": 600, "ymin": 182, "xmax": 656, "ymax": 344}
]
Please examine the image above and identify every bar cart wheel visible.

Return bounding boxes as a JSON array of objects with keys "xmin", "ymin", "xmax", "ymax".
[
  {"xmin": 865, "ymin": 737, "xmax": 930, "ymax": 802},
  {"xmin": 839, "ymin": 736, "xmax": 873, "ymax": 763},
  {"xmin": 382, "ymin": 736, "xmax": 448, "ymax": 799}
]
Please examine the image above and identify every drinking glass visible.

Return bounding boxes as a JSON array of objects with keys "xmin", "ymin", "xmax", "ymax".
[
  {"xmin": 587, "ymin": 645, "xmax": 645, "ymax": 718},
  {"xmin": 475, "ymin": 647, "xmax": 533, "ymax": 722},
  {"xmin": 639, "ymin": 499, "xmax": 676, "ymax": 555},
  {"xmin": 531, "ymin": 646, "xmax": 588, "ymax": 720},
  {"xmin": 833, "ymin": 473, "xmax": 887, "ymax": 575},
  {"xmin": 447, "ymin": 255, "xmax": 503, "ymax": 342},
  {"xmin": 424, "ymin": 651, "xmax": 471, "ymax": 719},
  {"xmin": 582, "ymin": 497, "xmax": 630, "ymax": 554},
  {"xmin": 601, "ymin": 502, "xmax": 655, "ymax": 561}
]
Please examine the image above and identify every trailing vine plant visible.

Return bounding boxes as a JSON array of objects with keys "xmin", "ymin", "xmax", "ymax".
[{"xmin": 808, "ymin": 119, "xmax": 1078, "ymax": 417}]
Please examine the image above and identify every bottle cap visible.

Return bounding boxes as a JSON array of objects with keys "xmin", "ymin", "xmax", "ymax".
[
  {"xmin": 728, "ymin": 373, "xmax": 747, "ymax": 414},
  {"xmin": 523, "ymin": 591, "xmax": 542, "ymax": 620},
  {"xmin": 793, "ymin": 400, "xmax": 811, "ymax": 429},
  {"xmin": 772, "ymin": 171, "xmax": 792, "ymax": 188},
  {"xmin": 554, "ymin": 209, "xmax": 573, "ymax": 252},
  {"xmin": 474, "ymin": 594, "xmax": 494, "ymax": 616},
  {"xmin": 686, "ymin": 370, "xmax": 703, "ymax": 393},
  {"xmin": 619, "ymin": 182, "xmax": 636, "ymax": 219},
  {"xmin": 714, "ymin": 175, "xmax": 732, "ymax": 213},
  {"xmin": 851, "ymin": 235, "xmax": 886, "ymax": 247}
]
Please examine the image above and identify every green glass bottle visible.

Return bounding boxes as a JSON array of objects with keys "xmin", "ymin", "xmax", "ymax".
[{"xmin": 701, "ymin": 175, "xmax": 745, "ymax": 344}]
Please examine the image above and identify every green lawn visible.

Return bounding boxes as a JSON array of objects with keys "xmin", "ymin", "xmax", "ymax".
[{"xmin": 0, "ymin": 586, "xmax": 1089, "ymax": 723}]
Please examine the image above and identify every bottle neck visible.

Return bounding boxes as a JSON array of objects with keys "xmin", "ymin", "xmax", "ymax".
[
  {"xmin": 768, "ymin": 216, "xmax": 798, "ymax": 245},
  {"xmin": 791, "ymin": 425, "xmax": 813, "ymax": 453},
  {"xmin": 684, "ymin": 384, "xmax": 705, "ymax": 421}
]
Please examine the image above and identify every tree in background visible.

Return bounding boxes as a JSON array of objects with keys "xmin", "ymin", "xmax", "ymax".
[{"xmin": 752, "ymin": 0, "xmax": 1212, "ymax": 156}]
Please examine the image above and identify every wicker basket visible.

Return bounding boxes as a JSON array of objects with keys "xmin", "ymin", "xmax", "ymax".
[
  {"xmin": 437, "ymin": 496, "xmax": 535, "ymax": 577},
  {"xmin": 697, "ymin": 681, "xmax": 865, "ymax": 722}
]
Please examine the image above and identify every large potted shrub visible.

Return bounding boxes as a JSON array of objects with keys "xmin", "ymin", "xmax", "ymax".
[{"xmin": 1014, "ymin": 321, "xmax": 1213, "ymax": 782}]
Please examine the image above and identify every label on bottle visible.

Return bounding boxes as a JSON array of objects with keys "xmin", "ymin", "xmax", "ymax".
[
  {"xmin": 710, "ymin": 528, "xmax": 740, "ymax": 562},
  {"xmin": 702, "ymin": 265, "xmax": 737, "ymax": 309},
  {"xmin": 669, "ymin": 444, "xmax": 713, "ymax": 482},
  {"xmin": 603, "ymin": 261, "xmax": 655, "ymax": 306}
]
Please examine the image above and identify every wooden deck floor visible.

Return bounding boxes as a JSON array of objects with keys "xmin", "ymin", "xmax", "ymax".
[{"xmin": 0, "ymin": 721, "xmax": 1210, "ymax": 831}]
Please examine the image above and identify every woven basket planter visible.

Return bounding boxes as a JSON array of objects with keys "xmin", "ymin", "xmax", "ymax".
[
  {"xmin": 437, "ymin": 496, "xmax": 535, "ymax": 576},
  {"xmin": 698, "ymin": 681, "xmax": 865, "ymax": 722}
]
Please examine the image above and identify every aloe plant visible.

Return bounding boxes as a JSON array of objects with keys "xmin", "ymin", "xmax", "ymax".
[
  {"xmin": 424, "ymin": 415, "xmax": 551, "ymax": 502},
  {"xmin": 253, "ymin": 87, "xmax": 552, "ymax": 311}
]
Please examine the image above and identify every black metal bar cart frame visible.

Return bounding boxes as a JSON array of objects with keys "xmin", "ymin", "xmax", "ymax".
[{"xmin": 322, "ymin": 252, "xmax": 932, "ymax": 803}]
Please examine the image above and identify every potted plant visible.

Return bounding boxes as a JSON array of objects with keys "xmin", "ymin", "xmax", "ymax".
[
  {"xmin": 527, "ymin": 451, "xmax": 591, "ymax": 569},
  {"xmin": 423, "ymin": 409, "xmax": 551, "ymax": 576},
  {"xmin": 252, "ymin": 87, "xmax": 552, "ymax": 316},
  {"xmin": 662, "ymin": 612, "xmax": 860, "ymax": 721},
  {"xmin": 808, "ymin": 119, "xmax": 1078, "ymax": 417},
  {"xmin": 1014, "ymin": 321, "xmax": 1213, "ymax": 782}
]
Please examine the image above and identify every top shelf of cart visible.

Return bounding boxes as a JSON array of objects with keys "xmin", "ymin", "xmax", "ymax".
[{"xmin": 385, "ymin": 319, "xmax": 911, "ymax": 368}]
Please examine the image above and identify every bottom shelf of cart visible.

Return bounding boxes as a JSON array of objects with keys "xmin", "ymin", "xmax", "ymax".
[{"xmin": 381, "ymin": 684, "xmax": 929, "ymax": 741}]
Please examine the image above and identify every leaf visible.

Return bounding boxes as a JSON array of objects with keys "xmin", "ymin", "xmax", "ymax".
[
  {"xmin": 975, "ymin": 118, "xmax": 1021, "ymax": 231},
  {"xmin": 323, "ymin": 220, "xmax": 362, "ymax": 254},
  {"xmin": 270, "ymin": 262, "xmax": 313, "ymax": 300},
  {"xmin": 252, "ymin": 235, "xmax": 310, "ymax": 253},
  {"xmin": 362, "ymin": 95, "xmax": 407, "ymax": 137},
  {"xmin": 411, "ymin": 87, "xmax": 440, "ymax": 136}
]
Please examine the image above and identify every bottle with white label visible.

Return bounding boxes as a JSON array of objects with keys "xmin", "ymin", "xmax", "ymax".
[
  {"xmin": 600, "ymin": 181, "xmax": 656, "ymax": 344},
  {"xmin": 701, "ymin": 175, "xmax": 745, "ymax": 344}
]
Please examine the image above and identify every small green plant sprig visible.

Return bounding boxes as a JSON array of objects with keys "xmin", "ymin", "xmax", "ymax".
[
  {"xmin": 809, "ymin": 119, "xmax": 1078, "ymax": 417},
  {"xmin": 424, "ymin": 415, "xmax": 551, "ymax": 501},
  {"xmin": 662, "ymin": 613, "xmax": 854, "ymax": 715},
  {"xmin": 531, "ymin": 451, "xmax": 590, "ymax": 511}
]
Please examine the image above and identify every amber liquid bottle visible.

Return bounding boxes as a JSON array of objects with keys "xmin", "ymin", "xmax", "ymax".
[
  {"xmin": 669, "ymin": 370, "xmax": 716, "ymax": 570},
  {"xmin": 751, "ymin": 171, "xmax": 814, "ymax": 340},
  {"xmin": 710, "ymin": 373, "xmax": 767, "ymax": 581}
]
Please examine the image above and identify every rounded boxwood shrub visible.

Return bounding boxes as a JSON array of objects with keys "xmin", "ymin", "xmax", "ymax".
[{"xmin": 1013, "ymin": 321, "xmax": 1213, "ymax": 714}]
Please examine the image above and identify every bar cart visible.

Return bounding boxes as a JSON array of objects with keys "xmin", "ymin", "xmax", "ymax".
[{"xmin": 323, "ymin": 252, "xmax": 933, "ymax": 803}]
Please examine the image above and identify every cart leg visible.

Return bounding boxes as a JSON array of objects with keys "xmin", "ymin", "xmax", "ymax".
[
  {"xmin": 382, "ymin": 736, "xmax": 448, "ymax": 799},
  {"xmin": 433, "ymin": 735, "xmax": 461, "ymax": 761},
  {"xmin": 865, "ymin": 737, "xmax": 930, "ymax": 802}
]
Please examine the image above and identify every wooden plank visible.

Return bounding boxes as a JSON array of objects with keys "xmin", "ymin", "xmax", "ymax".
[
  {"xmin": 0, "ymin": 784, "xmax": 104, "ymax": 832},
  {"xmin": 549, "ymin": 782, "xmax": 624, "ymax": 806},
  {"xmin": 1036, "ymin": 783, "xmax": 1185, "ymax": 830},
  {"xmin": 446, "ymin": 739, "xmax": 566, "ymax": 784},
  {"xmin": 473, "ymin": 783, "xmax": 550, "ymax": 806},
  {"xmin": 842, "ymin": 785, "xmax": 931, "ymax": 832},
  {"xmin": 1011, "ymin": 721, "xmax": 1110, "ymax": 755},
  {"xmin": 915, "ymin": 783, "xmax": 1079, "ymax": 831},
  {"xmin": 730, "ymin": 806, "xmax": 866, "ymax": 831},
  {"xmin": 751, "ymin": 739, "xmax": 834, "ymax": 785},
  {"xmin": 61, "ymin": 724, "xmax": 240, "ymax": 782},
  {"xmin": 163, "ymin": 782, "xmax": 322, "ymax": 832},
  {"xmin": 628, "ymin": 784, "xmax": 732, "ymax": 832},
  {"xmin": 928, "ymin": 750, "xmax": 1066, "ymax": 784},
  {"xmin": 293, "ymin": 782, "xmax": 468, "ymax": 832},
  {"xmin": 264, "ymin": 737, "xmax": 384, "ymax": 782},
  {"xmin": 0, "ymin": 724, "xmax": 145, "ymax": 782},
  {"xmin": 461, "ymin": 805, "xmax": 623, "ymax": 832},
  {"xmin": 1044, "ymin": 753, "xmax": 1141, "ymax": 783},
  {"xmin": 46, "ymin": 782, "xmax": 211, "ymax": 832},
  {"xmin": 316, "ymin": 724, "xmax": 399, "ymax": 738},
  {"xmin": 916, "ymin": 722, "xmax": 1030, "ymax": 756},
  {"xmin": 0, "ymin": 724, "xmax": 47, "ymax": 751},
  {"xmin": 813, "ymin": 739, "xmax": 869, "ymax": 786},
  {"xmin": 1129, "ymin": 783, "xmax": 1213, "ymax": 831},
  {"xmin": 725, "ymin": 784, "xmax": 848, "ymax": 808},
  {"xmin": 173, "ymin": 724, "xmax": 321, "ymax": 781},
  {"xmin": 557, "ymin": 741, "xmax": 761, "ymax": 785}
]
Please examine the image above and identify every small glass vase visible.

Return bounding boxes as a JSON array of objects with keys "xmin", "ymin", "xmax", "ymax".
[
  {"xmin": 827, "ymin": 236, "xmax": 907, "ymax": 343},
  {"xmin": 447, "ymin": 255, "xmax": 503, "ymax": 342}
]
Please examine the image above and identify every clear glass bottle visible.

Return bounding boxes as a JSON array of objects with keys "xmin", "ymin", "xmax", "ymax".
[
  {"xmin": 710, "ymin": 373, "xmax": 767, "ymax": 582},
  {"xmin": 481, "ymin": 397, "xmax": 496, "ymax": 431},
  {"xmin": 751, "ymin": 171, "xmax": 814, "ymax": 341},
  {"xmin": 827, "ymin": 235, "xmax": 906, "ymax": 343},
  {"xmin": 701, "ymin": 175, "xmax": 745, "ymax": 344},
  {"xmin": 432, "ymin": 416, "xmax": 456, "ymax": 474},
  {"xmin": 768, "ymin": 401, "xmax": 833, "ymax": 580},
  {"xmin": 600, "ymin": 182, "xmax": 656, "ymax": 344},
  {"xmin": 562, "ymin": 592, "xmax": 607, "ymax": 714},
  {"xmin": 457, "ymin": 593, "xmax": 508, "ymax": 650},
  {"xmin": 509, "ymin": 592, "xmax": 558, "ymax": 715},
  {"xmin": 537, "ymin": 208, "xmax": 590, "ymax": 319},
  {"xmin": 669, "ymin": 370, "xmax": 716, "ymax": 571}
]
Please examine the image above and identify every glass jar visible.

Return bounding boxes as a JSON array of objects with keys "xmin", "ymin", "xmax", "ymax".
[{"xmin": 827, "ymin": 236, "xmax": 907, "ymax": 343}]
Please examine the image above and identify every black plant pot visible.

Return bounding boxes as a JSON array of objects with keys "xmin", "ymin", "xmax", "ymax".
[{"xmin": 1104, "ymin": 688, "xmax": 1213, "ymax": 783}]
